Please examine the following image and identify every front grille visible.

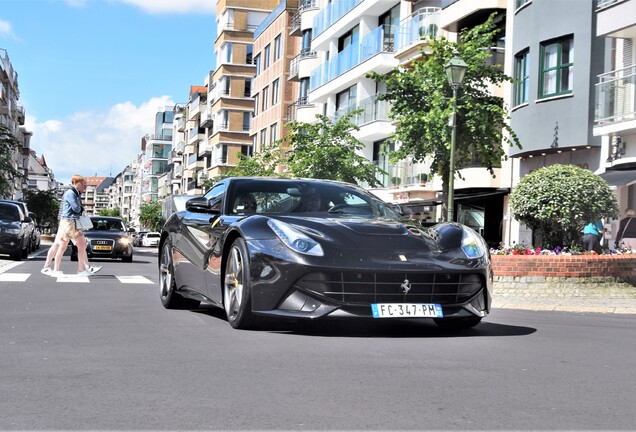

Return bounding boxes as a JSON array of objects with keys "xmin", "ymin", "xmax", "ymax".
[{"xmin": 297, "ymin": 271, "xmax": 484, "ymax": 305}]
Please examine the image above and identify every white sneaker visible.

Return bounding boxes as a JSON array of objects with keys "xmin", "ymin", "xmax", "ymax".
[
  {"xmin": 77, "ymin": 270, "xmax": 95, "ymax": 277},
  {"xmin": 86, "ymin": 265, "xmax": 102, "ymax": 274},
  {"xmin": 41, "ymin": 267, "xmax": 52, "ymax": 275},
  {"xmin": 50, "ymin": 271, "xmax": 64, "ymax": 277}
]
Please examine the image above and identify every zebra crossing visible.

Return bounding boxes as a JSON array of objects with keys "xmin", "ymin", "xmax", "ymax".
[{"xmin": 0, "ymin": 272, "xmax": 155, "ymax": 283}]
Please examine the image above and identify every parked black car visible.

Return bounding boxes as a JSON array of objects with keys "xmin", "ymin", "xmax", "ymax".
[
  {"xmin": 71, "ymin": 216, "xmax": 133, "ymax": 262},
  {"xmin": 133, "ymin": 231, "xmax": 148, "ymax": 247},
  {"xmin": 159, "ymin": 177, "xmax": 492, "ymax": 331},
  {"xmin": 0, "ymin": 201, "xmax": 32, "ymax": 260},
  {"xmin": 0, "ymin": 199, "xmax": 36, "ymax": 252}
]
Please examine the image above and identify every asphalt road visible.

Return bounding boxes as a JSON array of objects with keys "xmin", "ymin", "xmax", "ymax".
[{"xmin": 0, "ymin": 245, "xmax": 635, "ymax": 430}]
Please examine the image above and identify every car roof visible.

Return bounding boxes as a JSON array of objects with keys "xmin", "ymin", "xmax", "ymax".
[{"xmin": 0, "ymin": 201, "xmax": 25, "ymax": 215}]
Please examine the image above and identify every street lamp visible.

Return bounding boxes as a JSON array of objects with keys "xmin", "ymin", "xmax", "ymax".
[{"xmin": 444, "ymin": 55, "xmax": 468, "ymax": 222}]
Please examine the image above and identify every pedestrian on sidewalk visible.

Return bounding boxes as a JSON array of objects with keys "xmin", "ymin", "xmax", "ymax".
[
  {"xmin": 615, "ymin": 208, "xmax": 636, "ymax": 249},
  {"xmin": 582, "ymin": 219, "xmax": 606, "ymax": 253},
  {"xmin": 50, "ymin": 175, "xmax": 101, "ymax": 277}
]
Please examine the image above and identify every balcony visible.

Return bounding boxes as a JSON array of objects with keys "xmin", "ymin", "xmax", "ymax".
[
  {"xmin": 290, "ymin": 0, "xmax": 318, "ymax": 36},
  {"xmin": 594, "ymin": 65, "xmax": 636, "ymax": 131},
  {"xmin": 394, "ymin": 8, "xmax": 441, "ymax": 56},
  {"xmin": 288, "ymin": 48, "xmax": 318, "ymax": 81},
  {"xmin": 200, "ymin": 111, "xmax": 214, "ymax": 128},
  {"xmin": 313, "ymin": 0, "xmax": 362, "ymax": 40},
  {"xmin": 310, "ymin": 25, "xmax": 397, "ymax": 94}
]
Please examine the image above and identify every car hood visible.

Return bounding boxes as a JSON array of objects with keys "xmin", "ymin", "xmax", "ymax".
[
  {"xmin": 268, "ymin": 215, "xmax": 437, "ymax": 251},
  {"xmin": 0, "ymin": 220, "xmax": 21, "ymax": 229}
]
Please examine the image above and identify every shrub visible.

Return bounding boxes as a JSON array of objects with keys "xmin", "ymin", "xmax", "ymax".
[{"xmin": 509, "ymin": 164, "xmax": 618, "ymax": 248}]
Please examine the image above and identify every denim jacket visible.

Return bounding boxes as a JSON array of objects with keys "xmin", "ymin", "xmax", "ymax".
[{"xmin": 61, "ymin": 187, "xmax": 84, "ymax": 219}]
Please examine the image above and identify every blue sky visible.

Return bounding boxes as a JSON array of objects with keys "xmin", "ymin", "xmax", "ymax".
[{"xmin": 0, "ymin": 0, "xmax": 216, "ymax": 184}]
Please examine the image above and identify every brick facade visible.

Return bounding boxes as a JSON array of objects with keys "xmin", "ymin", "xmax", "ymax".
[{"xmin": 491, "ymin": 255, "xmax": 636, "ymax": 279}]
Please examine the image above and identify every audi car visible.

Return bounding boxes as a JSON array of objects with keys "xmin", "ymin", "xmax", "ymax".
[
  {"xmin": 159, "ymin": 177, "xmax": 492, "ymax": 331},
  {"xmin": 71, "ymin": 216, "xmax": 133, "ymax": 262}
]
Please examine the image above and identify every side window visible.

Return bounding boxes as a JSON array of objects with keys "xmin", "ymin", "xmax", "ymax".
[
  {"xmin": 539, "ymin": 36, "xmax": 573, "ymax": 98},
  {"xmin": 204, "ymin": 182, "xmax": 226, "ymax": 211}
]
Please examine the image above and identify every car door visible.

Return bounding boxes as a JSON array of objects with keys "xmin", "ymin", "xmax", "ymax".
[{"xmin": 173, "ymin": 183, "xmax": 226, "ymax": 304}]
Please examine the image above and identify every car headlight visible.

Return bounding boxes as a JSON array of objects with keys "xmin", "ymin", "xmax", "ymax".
[
  {"xmin": 2, "ymin": 228, "xmax": 21, "ymax": 234},
  {"xmin": 461, "ymin": 227, "xmax": 487, "ymax": 259},
  {"xmin": 267, "ymin": 219, "xmax": 324, "ymax": 256},
  {"xmin": 118, "ymin": 237, "xmax": 131, "ymax": 245}
]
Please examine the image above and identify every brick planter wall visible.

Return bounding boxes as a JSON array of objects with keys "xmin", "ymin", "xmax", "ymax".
[
  {"xmin": 491, "ymin": 255, "xmax": 636, "ymax": 303},
  {"xmin": 491, "ymin": 255, "xmax": 636, "ymax": 279}
]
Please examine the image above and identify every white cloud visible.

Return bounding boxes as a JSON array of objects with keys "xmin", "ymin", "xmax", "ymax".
[
  {"xmin": 0, "ymin": 19, "xmax": 15, "ymax": 38},
  {"xmin": 26, "ymin": 96, "xmax": 175, "ymax": 185},
  {"xmin": 113, "ymin": 0, "xmax": 214, "ymax": 14}
]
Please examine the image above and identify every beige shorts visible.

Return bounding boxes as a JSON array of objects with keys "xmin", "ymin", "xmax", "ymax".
[{"xmin": 58, "ymin": 218, "xmax": 85, "ymax": 242}]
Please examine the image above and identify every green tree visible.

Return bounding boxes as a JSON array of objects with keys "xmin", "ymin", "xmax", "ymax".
[
  {"xmin": 139, "ymin": 201, "xmax": 163, "ymax": 232},
  {"xmin": 284, "ymin": 111, "xmax": 384, "ymax": 186},
  {"xmin": 0, "ymin": 124, "xmax": 25, "ymax": 197},
  {"xmin": 98, "ymin": 207, "xmax": 121, "ymax": 217},
  {"xmin": 509, "ymin": 164, "xmax": 618, "ymax": 248},
  {"xmin": 222, "ymin": 110, "xmax": 385, "ymax": 187},
  {"xmin": 22, "ymin": 190, "xmax": 60, "ymax": 230},
  {"xmin": 369, "ymin": 14, "xmax": 521, "ymax": 220}
]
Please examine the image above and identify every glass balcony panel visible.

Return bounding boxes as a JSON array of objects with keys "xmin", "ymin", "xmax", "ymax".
[{"xmin": 595, "ymin": 65, "xmax": 636, "ymax": 125}]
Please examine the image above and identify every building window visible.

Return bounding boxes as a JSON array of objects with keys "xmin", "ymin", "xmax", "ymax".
[
  {"xmin": 514, "ymin": 49, "xmax": 530, "ymax": 105},
  {"xmin": 515, "ymin": 0, "xmax": 530, "ymax": 9},
  {"xmin": 299, "ymin": 77, "xmax": 310, "ymax": 104},
  {"xmin": 336, "ymin": 85, "xmax": 357, "ymax": 118},
  {"xmin": 243, "ymin": 112, "xmax": 251, "ymax": 132},
  {"xmin": 540, "ymin": 36, "xmax": 573, "ymax": 98},
  {"xmin": 254, "ymin": 93, "xmax": 260, "ymax": 116},
  {"xmin": 244, "ymin": 78, "xmax": 252, "ymax": 98},
  {"xmin": 254, "ymin": 54, "xmax": 261, "ymax": 76},
  {"xmin": 260, "ymin": 128, "xmax": 267, "ymax": 147},
  {"xmin": 270, "ymin": 123, "xmax": 277, "ymax": 143},
  {"xmin": 264, "ymin": 44, "xmax": 271, "ymax": 69},
  {"xmin": 262, "ymin": 86, "xmax": 269, "ymax": 111},
  {"xmin": 274, "ymin": 34, "xmax": 282, "ymax": 61},
  {"xmin": 246, "ymin": 44, "xmax": 253, "ymax": 64},
  {"xmin": 272, "ymin": 79, "xmax": 279, "ymax": 105},
  {"xmin": 224, "ymin": 43, "xmax": 233, "ymax": 63}
]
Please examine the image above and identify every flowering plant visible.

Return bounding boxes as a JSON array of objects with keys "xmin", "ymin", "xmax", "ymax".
[{"xmin": 489, "ymin": 242, "xmax": 633, "ymax": 256}]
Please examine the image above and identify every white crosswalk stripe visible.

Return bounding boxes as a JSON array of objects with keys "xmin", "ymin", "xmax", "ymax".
[{"xmin": 0, "ymin": 272, "xmax": 155, "ymax": 284}]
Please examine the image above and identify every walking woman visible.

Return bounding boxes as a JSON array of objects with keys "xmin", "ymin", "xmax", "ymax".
[{"xmin": 51, "ymin": 175, "xmax": 101, "ymax": 276}]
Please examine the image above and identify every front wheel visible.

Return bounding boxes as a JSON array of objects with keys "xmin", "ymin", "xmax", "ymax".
[
  {"xmin": 223, "ymin": 238, "xmax": 258, "ymax": 330},
  {"xmin": 159, "ymin": 241, "xmax": 200, "ymax": 309}
]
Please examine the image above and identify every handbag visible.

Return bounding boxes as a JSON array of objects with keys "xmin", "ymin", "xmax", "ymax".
[{"xmin": 78, "ymin": 215, "xmax": 94, "ymax": 230}]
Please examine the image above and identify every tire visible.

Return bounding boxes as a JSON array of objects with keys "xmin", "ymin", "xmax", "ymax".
[
  {"xmin": 434, "ymin": 316, "xmax": 482, "ymax": 331},
  {"xmin": 122, "ymin": 254, "xmax": 133, "ymax": 263},
  {"xmin": 10, "ymin": 248, "xmax": 22, "ymax": 261},
  {"xmin": 159, "ymin": 241, "xmax": 200, "ymax": 309},
  {"xmin": 223, "ymin": 238, "xmax": 258, "ymax": 330},
  {"xmin": 21, "ymin": 240, "xmax": 29, "ymax": 259}
]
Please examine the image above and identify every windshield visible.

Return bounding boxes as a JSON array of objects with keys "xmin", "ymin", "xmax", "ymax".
[{"xmin": 90, "ymin": 218, "xmax": 126, "ymax": 231}]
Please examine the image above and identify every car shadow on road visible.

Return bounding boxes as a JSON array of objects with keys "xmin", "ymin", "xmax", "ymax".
[{"xmin": 192, "ymin": 306, "xmax": 536, "ymax": 338}]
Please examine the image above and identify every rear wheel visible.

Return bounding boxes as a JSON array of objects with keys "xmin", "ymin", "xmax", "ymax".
[
  {"xmin": 223, "ymin": 238, "xmax": 258, "ymax": 330},
  {"xmin": 159, "ymin": 241, "xmax": 200, "ymax": 309},
  {"xmin": 434, "ymin": 316, "xmax": 482, "ymax": 331}
]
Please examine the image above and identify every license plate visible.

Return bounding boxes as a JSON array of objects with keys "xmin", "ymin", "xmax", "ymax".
[
  {"xmin": 371, "ymin": 303, "xmax": 443, "ymax": 319},
  {"xmin": 93, "ymin": 245, "xmax": 112, "ymax": 251}
]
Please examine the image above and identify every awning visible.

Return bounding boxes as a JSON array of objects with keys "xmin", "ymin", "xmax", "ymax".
[{"xmin": 599, "ymin": 170, "xmax": 636, "ymax": 187}]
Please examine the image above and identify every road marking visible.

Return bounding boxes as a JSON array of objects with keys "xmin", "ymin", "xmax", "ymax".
[
  {"xmin": 0, "ymin": 272, "xmax": 155, "ymax": 284},
  {"xmin": 0, "ymin": 273, "xmax": 30, "ymax": 282}
]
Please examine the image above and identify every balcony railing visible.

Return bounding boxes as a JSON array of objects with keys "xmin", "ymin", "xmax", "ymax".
[
  {"xmin": 288, "ymin": 48, "xmax": 317, "ymax": 80},
  {"xmin": 595, "ymin": 64, "xmax": 636, "ymax": 125},
  {"xmin": 332, "ymin": 95, "xmax": 390, "ymax": 127},
  {"xmin": 310, "ymin": 25, "xmax": 395, "ymax": 91},
  {"xmin": 395, "ymin": 7, "xmax": 441, "ymax": 52},
  {"xmin": 313, "ymin": 0, "xmax": 362, "ymax": 39}
]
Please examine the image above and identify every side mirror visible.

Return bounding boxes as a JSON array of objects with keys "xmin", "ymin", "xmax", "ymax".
[
  {"xmin": 23, "ymin": 216, "xmax": 33, "ymax": 223},
  {"xmin": 186, "ymin": 196, "xmax": 219, "ymax": 214}
]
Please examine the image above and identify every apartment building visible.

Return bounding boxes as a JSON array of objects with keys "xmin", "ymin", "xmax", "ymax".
[
  {"xmin": 0, "ymin": 48, "xmax": 32, "ymax": 199},
  {"xmin": 83, "ymin": 176, "xmax": 115, "ymax": 216},
  {"xmin": 26, "ymin": 152, "xmax": 57, "ymax": 191},
  {"xmin": 140, "ymin": 107, "xmax": 173, "ymax": 203},
  {"xmin": 203, "ymin": 1, "xmax": 281, "ymax": 183},
  {"xmin": 593, "ymin": 0, "xmax": 636, "ymax": 243},
  {"xmin": 107, "ymin": 165, "xmax": 135, "ymax": 225},
  {"xmin": 251, "ymin": 0, "xmax": 300, "ymax": 160},
  {"xmin": 506, "ymin": 0, "xmax": 606, "ymax": 245}
]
